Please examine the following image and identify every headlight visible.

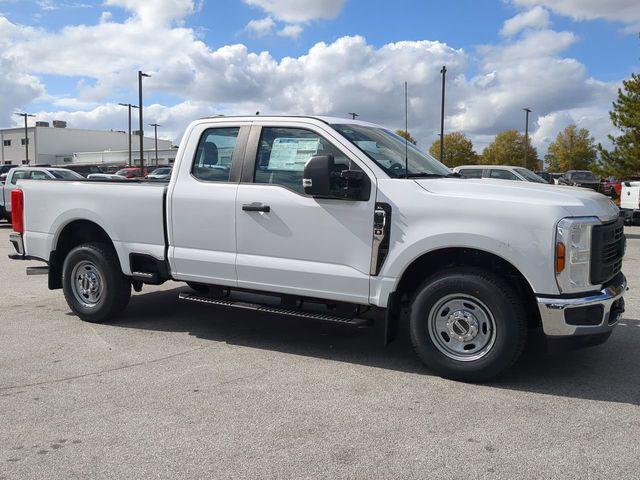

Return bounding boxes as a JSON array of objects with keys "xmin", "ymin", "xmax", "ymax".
[{"xmin": 555, "ymin": 217, "xmax": 600, "ymax": 293}]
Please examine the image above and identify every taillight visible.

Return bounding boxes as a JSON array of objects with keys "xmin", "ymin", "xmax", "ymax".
[{"xmin": 11, "ymin": 189, "xmax": 24, "ymax": 234}]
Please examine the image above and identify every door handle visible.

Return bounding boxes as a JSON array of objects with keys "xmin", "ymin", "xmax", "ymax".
[{"xmin": 242, "ymin": 203, "xmax": 270, "ymax": 213}]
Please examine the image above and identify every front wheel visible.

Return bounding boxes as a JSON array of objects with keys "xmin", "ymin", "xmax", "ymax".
[
  {"xmin": 62, "ymin": 243, "xmax": 131, "ymax": 323},
  {"xmin": 409, "ymin": 267, "xmax": 527, "ymax": 382}
]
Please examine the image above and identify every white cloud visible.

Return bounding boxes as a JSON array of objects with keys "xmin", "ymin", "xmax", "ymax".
[
  {"xmin": 245, "ymin": 16, "xmax": 275, "ymax": 36},
  {"xmin": 243, "ymin": 0, "xmax": 346, "ymax": 23},
  {"xmin": 500, "ymin": 6, "xmax": 550, "ymax": 36},
  {"xmin": 0, "ymin": 2, "xmax": 621, "ymax": 155},
  {"xmin": 33, "ymin": 101, "xmax": 216, "ymax": 144},
  {"xmin": 278, "ymin": 24, "xmax": 302, "ymax": 38},
  {"xmin": 104, "ymin": 0, "xmax": 195, "ymax": 26},
  {"xmin": 243, "ymin": 0, "xmax": 346, "ymax": 37},
  {"xmin": 512, "ymin": 0, "xmax": 640, "ymax": 25}
]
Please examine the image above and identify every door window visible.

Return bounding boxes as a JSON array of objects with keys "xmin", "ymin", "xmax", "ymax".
[
  {"xmin": 192, "ymin": 127, "xmax": 240, "ymax": 182},
  {"xmin": 30, "ymin": 171, "xmax": 49, "ymax": 180},
  {"xmin": 459, "ymin": 168, "xmax": 483, "ymax": 179},
  {"xmin": 489, "ymin": 169, "xmax": 520, "ymax": 181},
  {"xmin": 254, "ymin": 127, "xmax": 350, "ymax": 194}
]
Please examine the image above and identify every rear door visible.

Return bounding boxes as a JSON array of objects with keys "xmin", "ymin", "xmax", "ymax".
[
  {"xmin": 234, "ymin": 122, "xmax": 377, "ymax": 304},
  {"xmin": 169, "ymin": 122, "xmax": 250, "ymax": 287}
]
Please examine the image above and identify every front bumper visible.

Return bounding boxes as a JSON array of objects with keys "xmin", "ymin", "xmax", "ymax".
[{"xmin": 536, "ymin": 273, "xmax": 626, "ymax": 341}]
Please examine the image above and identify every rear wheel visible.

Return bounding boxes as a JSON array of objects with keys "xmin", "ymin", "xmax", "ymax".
[
  {"xmin": 62, "ymin": 243, "xmax": 131, "ymax": 323},
  {"xmin": 409, "ymin": 267, "xmax": 527, "ymax": 382}
]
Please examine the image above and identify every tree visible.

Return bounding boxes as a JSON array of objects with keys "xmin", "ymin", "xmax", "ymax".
[
  {"xmin": 481, "ymin": 130, "xmax": 539, "ymax": 170},
  {"xmin": 597, "ymin": 72, "xmax": 640, "ymax": 178},
  {"xmin": 428, "ymin": 131, "xmax": 478, "ymax": 167},
  {"xmin": 545, "ymin": 125, "xmax": 597, "ymax": 172},
  {"xmin": 395, "ymin": 130, "xmax": 417, "ymax": 145}
]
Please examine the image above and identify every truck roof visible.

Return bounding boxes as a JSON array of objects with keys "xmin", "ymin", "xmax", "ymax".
[{"xmin": 197, "ymin": 115, "xmax": 383, "ymax": 129}]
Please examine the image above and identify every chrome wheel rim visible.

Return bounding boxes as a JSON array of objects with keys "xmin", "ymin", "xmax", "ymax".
[
  {"xmin": 71, "ymin": 260, "xmax": 104, "ymax": 308},
  {"xmin": 427, "ymin": 294, "xmax": 496, "ymax": 362}
]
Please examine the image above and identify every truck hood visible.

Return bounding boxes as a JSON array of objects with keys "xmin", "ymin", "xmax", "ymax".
[{"xmin": 414, "ymin": 178, "xmax": 619, "ymax": 222}]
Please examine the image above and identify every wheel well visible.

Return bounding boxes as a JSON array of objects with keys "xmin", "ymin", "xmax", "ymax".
[
  {"xmin": 48, "ymin": 220, "xmax": 116, "ymax": 290},
  {"xmin": 395, "ymin": 248, "xmax": 540, "ymax": 329}
]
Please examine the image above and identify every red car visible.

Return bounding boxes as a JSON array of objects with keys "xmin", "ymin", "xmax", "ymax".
[
  {"xmin": 115, "ymin": 167, "xmax": 148, "ymax": 179},
  {"xmin": 600, "ymin": 177, "xmax": 621, "ymax": 198}
]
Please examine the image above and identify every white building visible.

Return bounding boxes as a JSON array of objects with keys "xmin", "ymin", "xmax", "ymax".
[
  {"xmin": 0, "ymin": 121, "xmax": 172, "ymax": 167},
  {"xmin": 62, "ymin": 147, "xmax": 178, "ymax": 168}
]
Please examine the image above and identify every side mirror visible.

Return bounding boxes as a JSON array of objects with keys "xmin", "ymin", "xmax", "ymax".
[{"xmin": 303, "ymin": 155, "xmax": 334, "ymax": 197}]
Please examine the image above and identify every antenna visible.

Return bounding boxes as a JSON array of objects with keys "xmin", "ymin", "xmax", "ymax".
[{"xmin": 404, "ymin": 81, "xmax": 408, "ymax": 179}]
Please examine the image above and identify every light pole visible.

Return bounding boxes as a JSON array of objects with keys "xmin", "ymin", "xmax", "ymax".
[
  {"xmin": 14, "ymin": 112, "xmax": 35, "ymax": 165},
  {"xmin": 149, "ymin": 123, "xmax": 161, "ymax": 166},
  {"xmin": 523, "ymin": 107, "xmax": 531, "ymax": 167},
  {"xmin": 440, "ymin": 65, "xmax": 447, "ymax": 162},
  {"xmin": 118, "ymin": 103, "xmax": 139, "ymax": 167},
  {"xmin": 138, "ymin": 71, "xmax": 151, "ymax": 171},
  {"xmin": 348, "ymin": 112, "xmax": 359, "ymax": 120}
]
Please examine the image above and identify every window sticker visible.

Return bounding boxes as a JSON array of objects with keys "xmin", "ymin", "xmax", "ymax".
[{"xmin": 269, "ymin": 137, "xmax": 320, "ymax": 171}]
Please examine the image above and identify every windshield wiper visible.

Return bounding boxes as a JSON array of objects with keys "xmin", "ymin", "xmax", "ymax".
[{"xmin": 404, "ymin": 172, "xmax": 461, "ymax": 178}]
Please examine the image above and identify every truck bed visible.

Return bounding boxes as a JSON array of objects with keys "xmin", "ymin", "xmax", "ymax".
[{"xmin": 20, "ymin": 179, "xmax": 167, "ymax": 275}]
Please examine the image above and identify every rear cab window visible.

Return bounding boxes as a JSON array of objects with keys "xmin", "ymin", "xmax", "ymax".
[
  {"xmin": 192, "ymin": 127, "xmax": 241, "ymax": 182},
  {"xmin": 10, "ymin": 170, "xmax": 28, "ymax": 185}
]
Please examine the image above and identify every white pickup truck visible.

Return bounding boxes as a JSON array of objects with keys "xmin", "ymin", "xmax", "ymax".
[{"xmin": 8, "ymin": 116, "xmax": 627, "ymax": 381}]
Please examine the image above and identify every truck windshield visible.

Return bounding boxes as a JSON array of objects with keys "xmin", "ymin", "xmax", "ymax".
[
  {"xmin": 572, "ymin": 171, "xmax": 597, "ymax": 181},
  {"xmin": 514, "ymin": 168, "xmax": 548, "ymax": 184},
  {"xmin": 50, "ymin": 170, "xmax": 83, "ymax": 180},
  {"xmin": 332, "ymin": 124, "xmax": 452, "ymax": 178}
]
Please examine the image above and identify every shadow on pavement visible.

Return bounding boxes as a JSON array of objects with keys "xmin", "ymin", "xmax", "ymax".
[{"xmin": 111, "ymin": 287, "xmax": 640, "ymax": 406}]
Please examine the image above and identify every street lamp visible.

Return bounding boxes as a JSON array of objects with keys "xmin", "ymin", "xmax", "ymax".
[
  {"xmin": 439, "ymin": 65, "xmax": 447, "ymax": 162},
  {"xmin": 523, "ymin": 107, "xmax": 532, "ymax": 167},
  {"xmin": 138, "ymin": 71, "xmax": 151, "ymax": 171},
  {"xmin": 348, "ymin": 112, "xmax": 359, "ymax": 120},
  {"xmin": 149, "ymin": 123, "xmax": 161, "ymax": 166},
  {"xmin": 118, "ymin": 103, "xmax": 139, "ymax": 167},
  {"xmin": 14, "ymin": 112, "xmax": 35, "ymax": 165}
]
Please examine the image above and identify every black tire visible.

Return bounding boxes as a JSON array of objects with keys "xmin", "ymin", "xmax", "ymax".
[
  {"xmin": 186, "ymin": 282, "xmax": 210, "ymax": 294},
  {"xmin": 62, "ymin": 243, "xmax": 131, "ymax": 323},
  {"xmin": 409, "ymin": 267, "xmax": 527, "ymax": 382}
]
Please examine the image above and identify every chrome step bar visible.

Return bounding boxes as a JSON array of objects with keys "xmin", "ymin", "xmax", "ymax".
[{"xmin": 178, "ymin": 292, "xmax": 371, "ymax": 327}]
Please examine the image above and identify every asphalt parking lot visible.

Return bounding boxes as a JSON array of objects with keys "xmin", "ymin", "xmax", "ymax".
[{"xmin": 1, "ymin": 223, "xmax": 639, "ymax": 479}]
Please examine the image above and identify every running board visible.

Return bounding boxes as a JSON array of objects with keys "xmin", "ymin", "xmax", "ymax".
[{"xmin": 178, "ymin": 292, "xmax": 372, "ymax": 327}]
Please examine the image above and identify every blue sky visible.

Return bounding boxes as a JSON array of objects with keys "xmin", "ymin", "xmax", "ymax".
[{"xmin": 0, "ymin": 0, "xmax": 638, "ymax": 152}]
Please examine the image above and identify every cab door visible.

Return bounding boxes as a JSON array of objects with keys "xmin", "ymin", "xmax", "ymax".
[
  {"xmin": 168, "ymin": 122, "xmax": 250, "ymax": 286},
  {"xmin": 235, "ymin": 123, "xmax": 377, "ymax": 304}
]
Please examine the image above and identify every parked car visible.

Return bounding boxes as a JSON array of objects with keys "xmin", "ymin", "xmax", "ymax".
[
  {"xmin": 600, "ymin": 176, "xmax": 621, "ymax": 198},
  {"xmin": 453, "ymin": 165, "xmax": 549, "ymax": 183},
  {"xmin": 87, "ymin": 173, "xmax": 130, "ymax": 181},
  {"xmin": 620, "ymin": 180, "xmax": 640, "ymax": 224},
  {"xmin": 146, "ymin": 166, "xmax": 173, "ymax": 180},
  {"xmin": 0, "ymin": 165, "xmax": 17, "ymax": 176},
  {"xmin": 115, "ymin": 167, "xmax": 147, "ymax": 178},
  {"xmin": 0, "ymin": 167, "xmax": 83, "ymax": 221},
  {"xmin": 64, "ymin": 164, "xmax": 104, "ymax": 177},
  {"xmin": 558, "ymin": 170, "xmax": 601, "ymax": 191},
  {"xmin": 8, "ymin": 115, "xmax": 626, "ymax": 382}
]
